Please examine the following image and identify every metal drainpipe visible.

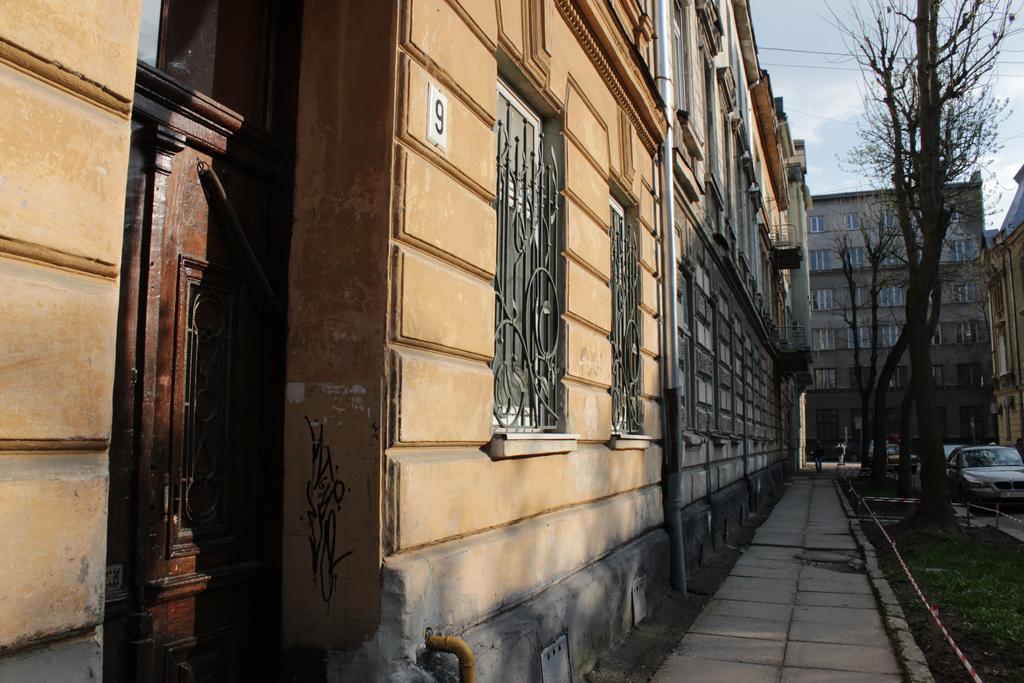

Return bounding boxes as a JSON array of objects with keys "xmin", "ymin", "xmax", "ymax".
[
  {"xmin": 1005, "ymin": 248, "xmax": 1022, "ymax": 440},
  {"xmin": 653, "ymin": 0, "xmax": 686, "ymax": 594}
]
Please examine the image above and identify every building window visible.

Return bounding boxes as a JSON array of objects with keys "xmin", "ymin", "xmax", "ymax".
[
  {"xmin": 881, "ymin": 251, "xmax": 903, "ymax": 267},
  {"xmin": 879, "ymin": 324, "xmax": 900, "ymax": 347},
  {"xmin": 931, "ymin": 364, "xmax": 944, "ymax": 387},
  {"xmin": 845, "ymin": 247, "xmax": 866, "ymax": 269},
  {"xmin": 847, "ymin": 326, "xmax": 870, "ymax": 350},
  {"xmin": 814, "ymin": 368, "xmax": 837, "ymax": 389},
  {"xmin": 889, "ymin": 365, "xmax": 908, "ymax": 388},
  {"xmin": 957, "ymin": 363, "xmax": 983, "ymax": 387},
  {"xmin": 950, "ymin": 239, "xmax": 975, "ymax": 262},
  {"xmin": 811, "ymin": 289, "xmax": 833, "ymax": 311},
  {"xmin": 992, "ymin": 282, "xmax": 1005, "ymax": 315},
  {"xmin": 809, "ymin": 215, "xmax": 825, "ymax": 233},
  {"xmin": 997, "ymin": 332, "xmax": 1008, "ymax": 376},
  {"xmin": 886, "ymin": 408, "xmax": 901, "ymax": 436},
  {"xmin": 845, "ymin": 213, "xmax": 859, "ymax": 230},
  {"xmin": 952, "ymin": 282, "xmax": 978, "ymax": 303},
  {"xmin": 813, "ymin": 328, "xmax": 836, "ymax": 350},
  {"xmin": 816, "ymin": 409, "xmax": 839, "ymax": 440},
  {"xmin": 610, "ymin": 200, "xmax": 642, "ymax": 434},
  {"xmin": 932, "ymin": 323, "xmax": 943, "ymax": 345},
  {"xmin": 954, "ymin": 321, "xmax": 980, "ymax": 344},
  {"xmin": 878, "ymin": 287, "xmax": 903, "ymax": 307},
  {"xmin": 672, "ymin": 0, "xmax": 690, "ymax": 112},
  {"xmin": 853, "ymin": 286, "xmax": 869, "ymax": 306},
  {"xmin": 883, "ymin": 209, "xmax": 897, "ymax": 227},
  {"xmin": 493, "ymin": 83, "xmax": 562, "ymax": 429},
  {"xmin": 849, "ymin": 366, "xmax": 868, "ymax": 388},
  {"xmin": 851, "ymin": 408, "xmax": 862, "ymax": 437},
  {"xmin": 809, "ymin": 249, "xmax": 829, "ymax": 271}
]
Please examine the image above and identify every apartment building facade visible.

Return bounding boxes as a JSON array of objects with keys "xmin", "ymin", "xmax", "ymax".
[
  {"xmin": 0, "ymin": 1, "xmax": 808, "ymax": 681},
  {"xmin": 805, "ymin": 181, "xmax": 994, "ymax": 453},
  {"xmin": 982, "ymin": 164, "xmax": 1024, "ymax": 443},
  {"xmin": 668, "ymin": 0, "xmax": 810, "ymax": 567}
]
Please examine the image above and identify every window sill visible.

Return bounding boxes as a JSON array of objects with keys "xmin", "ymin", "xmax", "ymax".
[
  {"xmin": 607, "ymin": 434, "xmax": 656, "ymax": 451},
  {"xmin": 487, "ymin": 432, "xmax": 579, "ymax": 459}
]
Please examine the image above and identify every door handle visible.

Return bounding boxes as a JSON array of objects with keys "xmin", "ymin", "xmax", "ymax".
[{"xmin": 196, "ymin": 160, "xmax": 285, "ymax": 316}]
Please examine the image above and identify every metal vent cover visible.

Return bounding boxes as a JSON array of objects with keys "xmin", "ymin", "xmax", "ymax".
[
  {"xmin": 631, "ymin": 573, "xmax": 649, "ymax": 625},
  {"xmin": 540, "ymin": 633, "xmax": 571, "ymax": 683}
]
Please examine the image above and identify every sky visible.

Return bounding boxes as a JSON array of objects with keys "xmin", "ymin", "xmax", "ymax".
[{"xmin": 749, "ymin": 0, "xmax": 1024, "ymax": 229}]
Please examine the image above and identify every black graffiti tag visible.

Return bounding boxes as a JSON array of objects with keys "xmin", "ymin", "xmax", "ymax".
[{"xmin": 304, "ymin": 417, "xmax": 353, "ymax": 602}]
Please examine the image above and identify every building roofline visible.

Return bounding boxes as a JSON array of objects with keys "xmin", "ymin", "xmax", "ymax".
[{"xmin": 811, "ymin": 177, "xmax": 983, "ymax": 203}]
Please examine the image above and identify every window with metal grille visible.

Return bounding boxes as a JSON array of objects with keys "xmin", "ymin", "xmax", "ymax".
[
  {"xmin": 492, "ymin": 83, "xmax": 562, "ymax": 430},
  {"xmin": 610, "ymin": 200, "xmax": 642, "ymax": 433}
]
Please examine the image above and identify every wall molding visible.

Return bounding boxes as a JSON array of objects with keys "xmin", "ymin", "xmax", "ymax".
[
  {"xmin": 0, "ymin": 236, "xmax": 119, "ymax": 280},
  {"xmin": 0, "ymin": 37, "xmax": 131, "ymax": 118},
  {"xmin": 0, "ymin": 438, "xmax": 110, "ymax": 452},
  {"xmin": 552, "ymin": 0, "xmax": 661, "ymax": 154}
]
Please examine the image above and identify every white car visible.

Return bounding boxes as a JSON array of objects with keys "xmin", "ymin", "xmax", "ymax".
[{"xmin": 946, "ymin": 446, "xmax": 1024, "ymax": 505}]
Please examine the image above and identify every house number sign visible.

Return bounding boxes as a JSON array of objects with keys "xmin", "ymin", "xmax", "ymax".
[{"xmin": 427, "ymin": 82, "xmax": 448, "ymax": 151}]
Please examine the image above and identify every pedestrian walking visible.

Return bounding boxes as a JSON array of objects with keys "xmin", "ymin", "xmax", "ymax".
[
  {"xmin": 813, "ymin": 441, "xmax": 824, "ymax": 473},
  {"xmin": 838, "ymin": 440, "xmax": 846, "ymax": 467}
]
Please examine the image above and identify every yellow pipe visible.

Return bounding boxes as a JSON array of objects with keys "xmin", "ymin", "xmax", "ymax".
[{"xmin": 425, "ymin": 633, "xmax": 476, "ymax": 683}]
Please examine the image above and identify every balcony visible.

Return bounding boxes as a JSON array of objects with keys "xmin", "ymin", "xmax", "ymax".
[
  {"xmin": 770, "ymin": 222, "xmax": 802, "ymax": 270},
  {"xmin": 774, "ymin": 324, "xmax": 812, "ymax": 374},
  {"xmin": 996, "ymin": 371, "xmax": 1017, "ymax": 391}
]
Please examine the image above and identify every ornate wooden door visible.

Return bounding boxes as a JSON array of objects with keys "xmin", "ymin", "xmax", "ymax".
[{"xmin": 104, "ymin": 3, "xmax": 300, "ymax": 680}]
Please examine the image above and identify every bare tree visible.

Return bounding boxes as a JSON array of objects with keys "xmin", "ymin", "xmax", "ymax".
[
  {"xmin": 829, "ymin": 202, "xmax": 904, "ymax": 482},
  {"xmin": 841, "ymin": 0, "xmax": 1012, "ymax": 530}
]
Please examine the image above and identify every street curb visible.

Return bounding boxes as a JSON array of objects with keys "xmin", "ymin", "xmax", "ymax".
[{"xmin": 834, "ymin": 480, "xmax": 934, "ymax": 683}]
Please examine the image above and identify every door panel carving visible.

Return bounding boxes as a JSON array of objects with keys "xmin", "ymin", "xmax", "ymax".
[{"xmin": 103, "ymin": 1, "xmax": 301, "ymax": 677}]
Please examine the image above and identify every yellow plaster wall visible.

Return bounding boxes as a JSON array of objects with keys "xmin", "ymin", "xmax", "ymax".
[
  {"xmin": 385, "ymin": 0, "xmax": 665, "ymax": 606},
  {"xmin": 0, "ymin": 0, "xmax": 141, "ymax": 665}
]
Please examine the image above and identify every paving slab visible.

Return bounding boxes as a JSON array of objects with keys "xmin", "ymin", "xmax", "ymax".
[
  {"xmin": 751, "ymin": 531, "xmax": 804, "ymax": 547},
  {"xmin": 794, "ymin": 591, "xmax": 878, "ymax": 609},
  {"xmin": 781, "ymin": 667, "xmax": 902, "ymax": 682},
  {"xmin": 689, "ymin": 613, "xmax": 790, "ymax": 641},
  {"xmin": 804, "ymin": 535, "xmax": 859, "ymax": 550},
  {"xmin": 789, "ymin": 619, "xmax": 892, "ymax": 647},
  {"xmin": 650, "ymin": 476, "xmax": 903, "ymax": 683},
  {"xmin": 713, "ymin": 586, "xmax": 796, "ymax": 605},
  {"xmin": 784, "ymin": 640, "xmax": 901, "ymax": 675},
  {"xmin": 719, "ymin": 575, "xmax": 798, "ymax": 593},
  {"xmin": 702, "ymin": 598, "xmax": 793, "ymax": 622},
  {"xmin": 797, "ymin": 575, "xmax": 872, "ymax": 595},
  {"xmin": 792, "ymin": 605, "xmax": 884, "ymax": 627},
  {"xmin": 675, "ymin": 633, "xmax": 787, "ymax": 666},
  {"xmin": 652, "ymin": 655, "xmax": 780, "ymax": 683},
  {"xmin": 729, "ymin": 564, "xmax": 801, "ymax": 580}
]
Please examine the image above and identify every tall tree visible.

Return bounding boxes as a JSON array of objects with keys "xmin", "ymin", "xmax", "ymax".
[
  {"xmin": 842, "ymin": 0, "xmax": 1011, "ymax": 529},
  {"xmin": 830, "ymin": 202, "xmax": 904, "ymax": 485}
]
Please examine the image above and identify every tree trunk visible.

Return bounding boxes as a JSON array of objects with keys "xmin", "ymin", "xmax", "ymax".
[
  {"xmin": 905, "ymin": 277, "xmax": 955, "ymax": 529},
  {"xmin": 898, "ymin": 385, "xmax": 915, "ymax": 497},
  {"xmin": 860, "ymin": 392, "xmax": 872, "ymax": 470},
  {"xmin": 872, "ymin": 332, "xmax": 908, "ymax": 489}
]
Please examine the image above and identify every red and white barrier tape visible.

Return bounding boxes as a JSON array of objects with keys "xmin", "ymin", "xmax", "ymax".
[
  {"xmin": 843, "ymin": 480, "xmax": 984, "ymax": 683},
  {"xmin": 964, "ymin": 503, "xmax": 1024, "ymax": 527}
]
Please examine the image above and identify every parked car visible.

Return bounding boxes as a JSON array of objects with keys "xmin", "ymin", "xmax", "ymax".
[
  {"xmin": 946, "ymin": 445, "xmax": 1024, "ymax": 505},
  {"xmin": 858, "ymin": 442, "xmax": 918, "ymax": 473},
  {"xmin": 944, "ymin": 444, "xmax": 967, "ymax": 460}
]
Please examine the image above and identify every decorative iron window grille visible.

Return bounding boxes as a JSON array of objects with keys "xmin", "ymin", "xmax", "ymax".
[
  {"xmin": 492, "ymin": 85, "xmax": 562, "ymax": 430},
  {"xmin": 610, "ymin": 202, "xmax": 642, "ymax": 433}
]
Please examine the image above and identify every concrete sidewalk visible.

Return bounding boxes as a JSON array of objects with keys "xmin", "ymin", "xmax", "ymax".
[{"xmin": 652, "ymin": 476, "xmax": 902, "ymax": 682}]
